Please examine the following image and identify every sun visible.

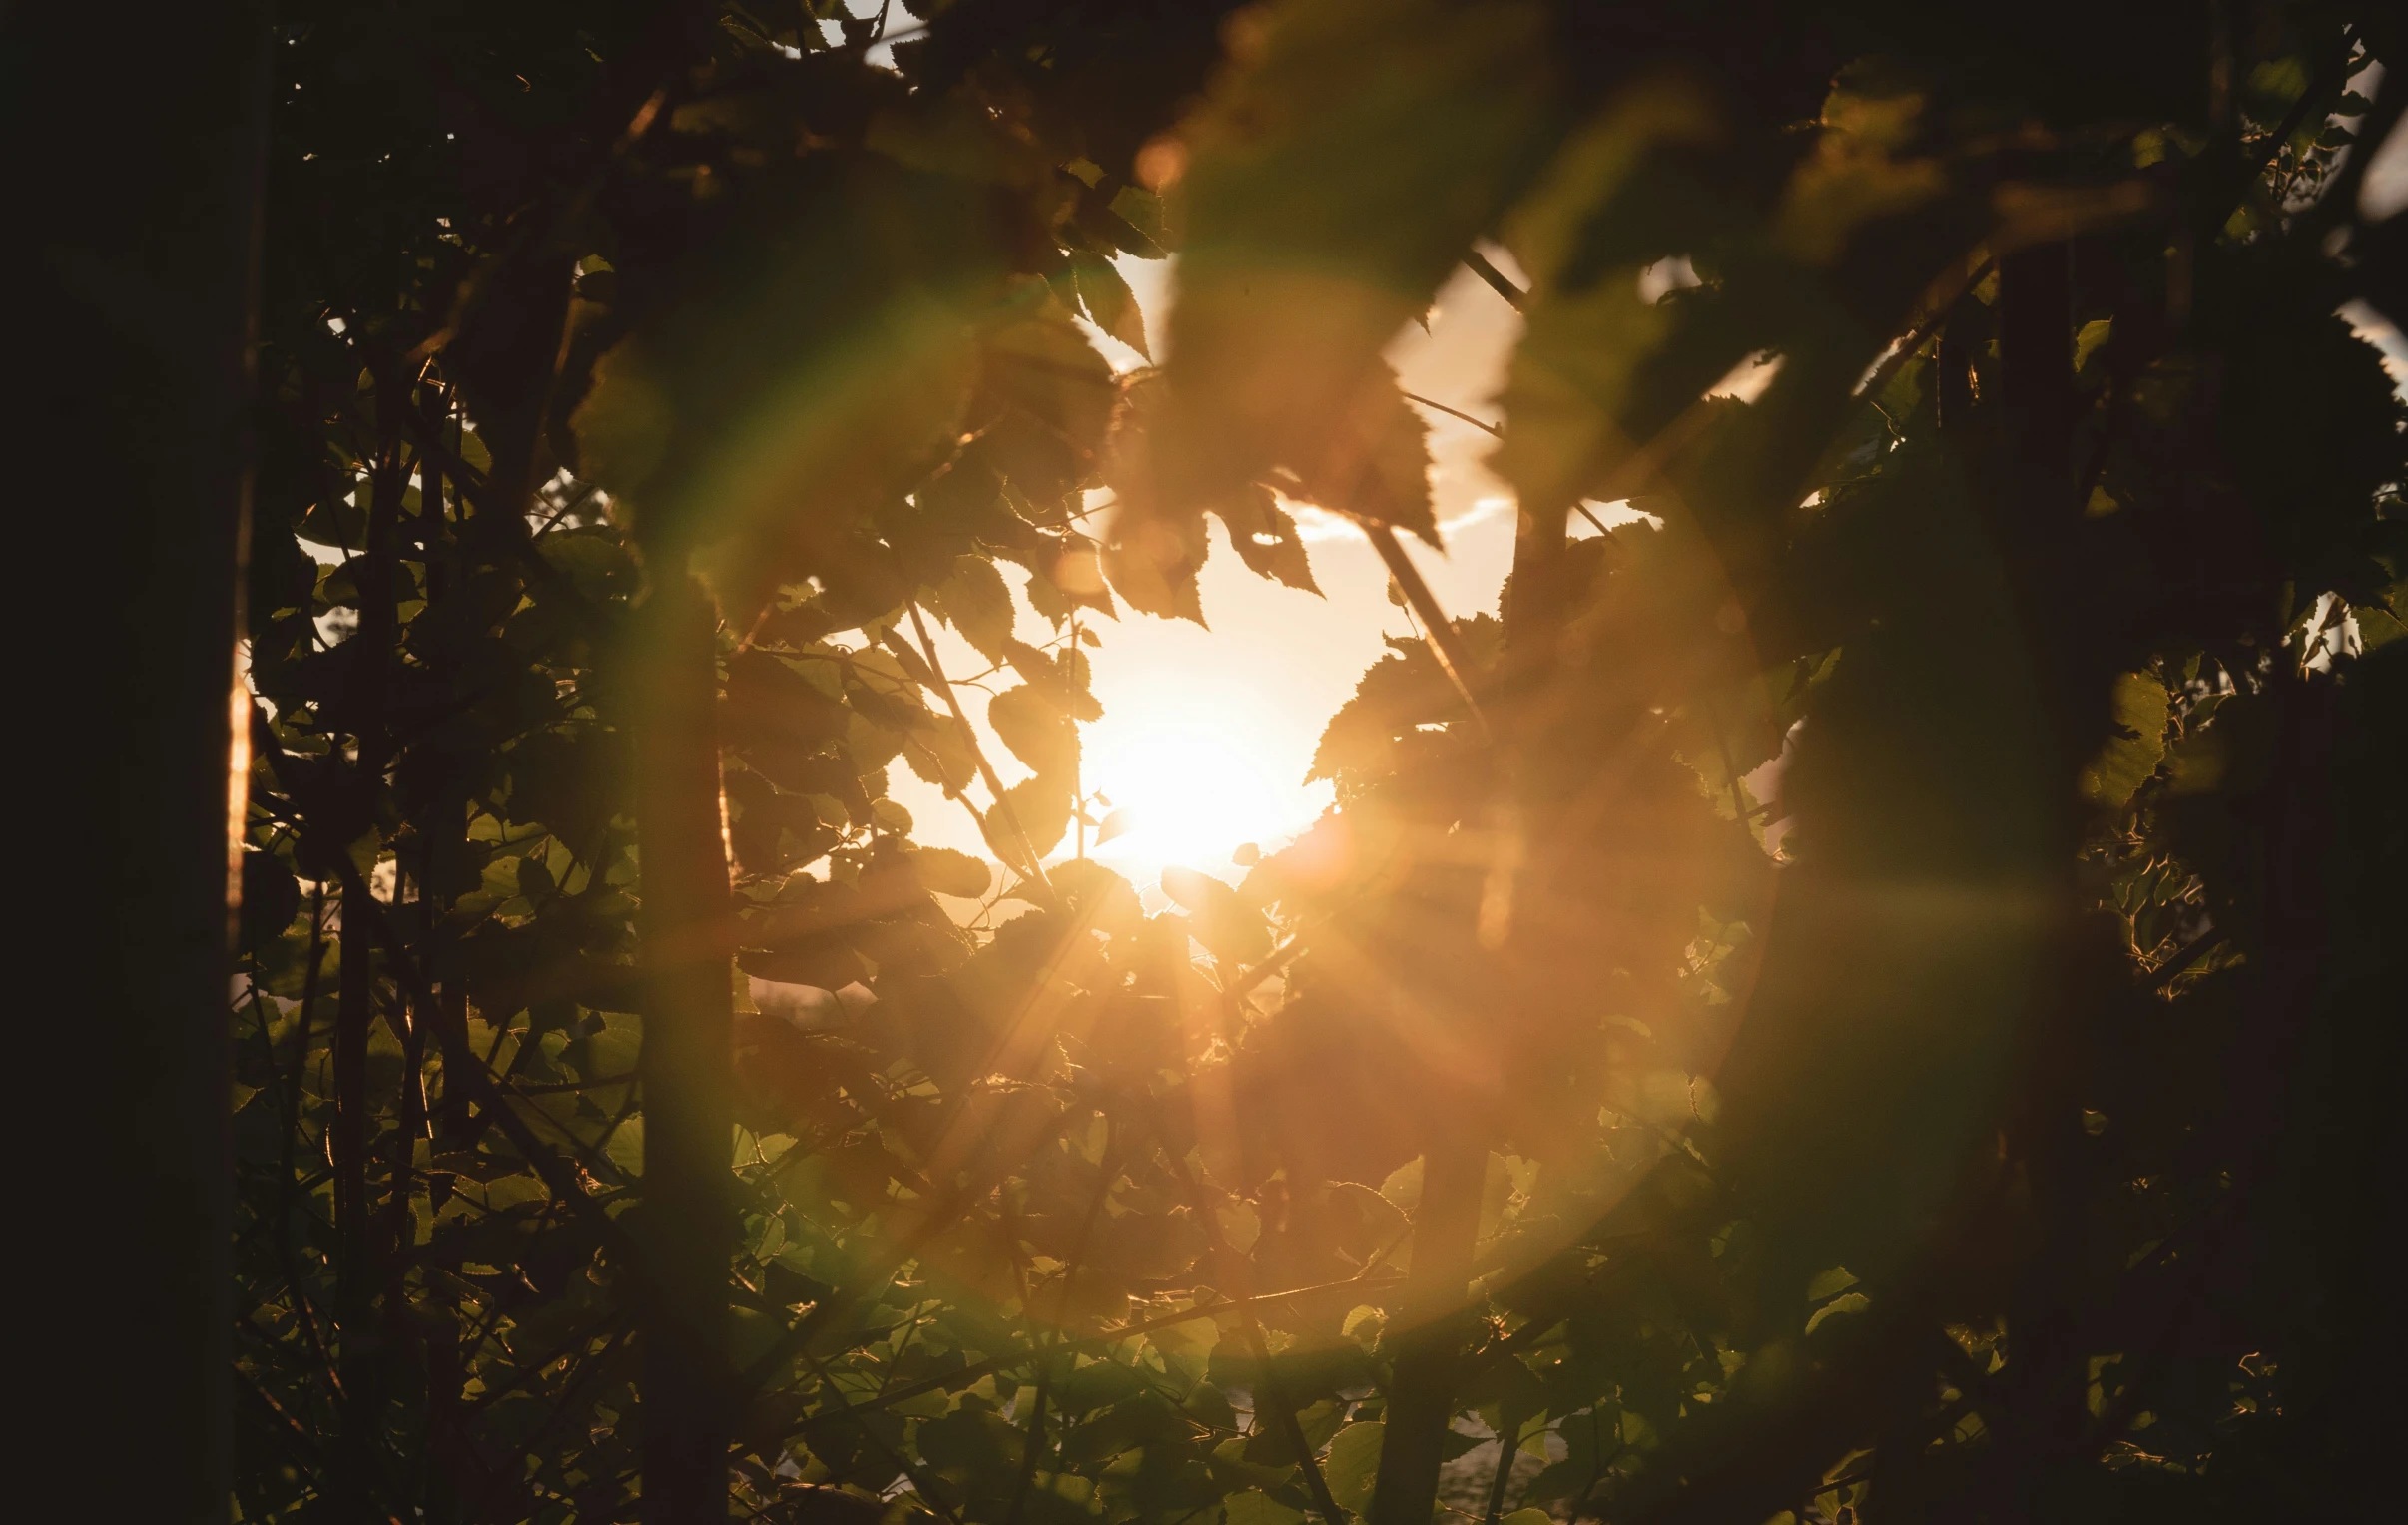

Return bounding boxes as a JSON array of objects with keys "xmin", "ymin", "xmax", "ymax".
[{"xmin": 1079, "ymin": 715, "xmax": 1324, "ymax": 879}]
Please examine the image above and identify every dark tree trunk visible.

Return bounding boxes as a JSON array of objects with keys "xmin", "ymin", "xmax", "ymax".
[
  {"xmin": 631, "ymin": 567, "xmax": 737, "ymax": 1521},
  {"xmin": 1373, "ymin": 474, "xmax": 1573, "ymax": 1525},
  {"xmin": 8, "ymin": 2, "xmax": 270, "ymax": 1516},
  {"xmin": 1989, "ymin": 240, "xmax": 2102, "ymax": 1514},
  {"xmin": 1369, "ymin": 1137, "xmax": 1489, "ymax": 1525}
]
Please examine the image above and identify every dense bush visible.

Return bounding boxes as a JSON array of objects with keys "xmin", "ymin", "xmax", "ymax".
[{"xmin": 226, "ymin": 4, "xmax": 2404, "ymax": 1522}]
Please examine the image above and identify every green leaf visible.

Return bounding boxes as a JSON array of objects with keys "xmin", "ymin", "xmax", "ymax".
[
  {"xmin": 1493, "ymin": 271, "xmax": 1671, "ymax": 516},
  {"xmin": 1160, "ymin": 866, "xmax": 1272, "ymax": 966},
  {"xmin": 910, "ymin": 846, "xmax": 992, "ymax": 900},
  {"xmin": 932, "ymin": 555, "xmax": 1016, "ymax": 664},
  {"xmin": 986, "ymin": 775, "xmax": 1072, "ymax": 861},
  {"xmin": 2074, "ymin": 317, "xmax": 2113, "ymax": 373},
  {"xmin": 1805, "ymin": 1266, "xmax": 1860, "ymax": 1302},
  {"xmin": 903, "ymin": 710, "xmax": 978, "ymax": 793},
  {"xmin": 1103, "ymin": 504, "xmax": 1210, "ymax": 624},
  {"xmin": 2078, "ymin": 671, "xmax": 2169, "ymax": 810},
  {"xmin": 568, "ymin": 342, "xmax": 672, "ymax": 500},
  {"xmin": 1218, "ymin": 1490, "xmax": 1305, "ymax": 1525},
  {"xmin": 605, "ymin": 1117, "xmax": 643, "ymax": 1181},
  {"xmin": 1216, "ymin": 482, "xmax": 1320, "ymax": 594},
  {"xmin": 971, "ymin": 306, "xmax": 1119, "ymax": 512},
  {"xmin": 989, "ymin": 684, "xmax": 1081, "ymax": 780},
  {"xmin": 1322, "ymin": 1421, "xmax": 1384, "ymax": 1515},
  {"xmin": 1805, "ymin": 1290, "xmax": 1871, "ymax": 1336},
  {"xmin": 1163, "ymin": 0, "xmax": 1557, "ymax": 528}
]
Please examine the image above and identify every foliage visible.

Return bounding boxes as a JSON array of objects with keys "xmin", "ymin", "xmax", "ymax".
[{"xmin": 232, "ymin": 3, "xmax": 2406, "ymax": 1524}]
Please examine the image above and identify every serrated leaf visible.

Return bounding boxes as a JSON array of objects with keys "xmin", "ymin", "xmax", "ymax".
[
  {"xmin": 1161, "ymin": 866, "xmax": 1272, "ymax": 966},
  {"xmin": 1805, "ymin": 1290, "xmax": 1872, "ymax": 1336},
  {"xmin": 2079, "ymin": 671, "xmax": 2168, "ymax": 810},
  {"xmin": 1217, "ymin": 481, "xmax": 1320, "ymax": 593},
  {"xmin": 1072, "ymin": 252, "xmax": 1150, "ymax": 359},
  {"xmin": 971, "ymin": 306, "xmax": 1119, "ymax": 511},
  {"xmin": 2074, "ymin": 317, "xmax": 2113, "ymax": 373},
  {"xmin": 1102, "ymin": 504, "xmax": 1209, "ymax": 624},
  {"xmin": 1218, "ymin": 1490, "xmax": 1304, "ymax": 1525},
  {"xmin": 1162, "ymin": 0, "xmax": 1557, "ymax": 530},
  {"xmin": 932, "ymin": 555, "xmax": 1016, "ymax": 663},
  {"xmin": 909, "ymin": 845, "xmax": 992, "ymax": 899},
  {"xmin": 606, "ymin": 1117, "xmax": 643, "ymax": 1181},
  {"xmin": 988, "ymin": 684, "xmax": 1079, "ymax": 780},
  {"xmin": 1806, "ymin": 1265, "xmax": 1860, "ymax": 1302},
  {"xmin": 1493, "ymin": 273, "xmax": 1671, "ymax": 517},
  {"xmin": 1323, "ymin": 1421, "xmax": 1385, "ymax": 1515},
  {"xmin": 985, "ymin": 775, "xmax": 1072, "ymax": 862}
]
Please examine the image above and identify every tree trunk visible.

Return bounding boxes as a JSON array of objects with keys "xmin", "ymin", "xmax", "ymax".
[
  {"xmin": 11, "ymin": 1, "xmax": 268, "ymax": 1514},
  {"xmin": 1990, "ymin": 241, "xmax": 2099, "ymax": 1514},
  {"xmin": 632, "ymin": 566, "xmax": 737, "ymax": 1522},
  {"xmin": 334, "ymin": 445, "xmax": 404, "ymax": 1507},
  {"xmin": 1373, "ymin": 487, "xmax": 1571, "ymax": 1525},
  {"xmin": 1369, "ymin": 1138, "xmax": 1489, "ymax": 1525}
]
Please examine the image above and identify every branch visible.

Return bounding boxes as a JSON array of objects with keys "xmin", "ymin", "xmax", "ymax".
[
  {"xmin": 1464, "ymin": 250, "xmax": 1527, "ymax": 311},
  {"xmin": 1363, "ymin": 525, "xmax": 1493, "ymax": 745},
  {"xmin": 778, "ymin": 1270, "xmax": 1404, "ymax": 1439},
  {"xmin": 1167, "ymin": 1150, "xmax": 1349, "ymax": 1525},
  {"xmin": 905, "ymin": 601, "xmax": 1058, "ymax": 899},
  {"xmin": 738, "ymin": 1102, "xmax": 1086, "ymax": 1399},
  {"xmin": 302, "ymin": 843, "xmax": 626, "ymax": 1262},
  {"xmin": 1403, "ymin": 390, "xmax": 1502, "ymax": 437}
]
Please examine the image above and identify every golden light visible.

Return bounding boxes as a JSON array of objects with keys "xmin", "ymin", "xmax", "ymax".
[{"xmin": 1080, "ymin": 710, "xmax": 1321, "ymax": 879}]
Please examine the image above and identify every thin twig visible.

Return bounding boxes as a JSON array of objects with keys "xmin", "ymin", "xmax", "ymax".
[
  {"xmin": 798, "ymin": 1348, "xmax": 968, "ymax": 1525},
  {"xmin": 1396, "ymin": 389, "xmax": 1614, "ymax": 535},
  {"xmin": 1403, "ymin": 391, "xmax": 1503, "ymax": 437},
  {"xmin": 2145, "ymin": 930, "xmax": 2223, "ymax": 993},
  {"xmin": 1221, "ymin": 926, "xmax": 1310, "ymax": 1001},
  {"xmin": 779, "ymin": 1270, "xmax": 1404, "ymax": 1437},
  {"xmin": 1482, "ymin": 1409, "xmax": 1533, "ymax": 1525},
  {"xmin": 905, "ymin": 602, "xmax": 1057, "ymax": 899},
  {"xmin": 316, "ymin": 849, "xmax": 626, "ymax": 1253},
  {"xmin": 1464, "ymin": 250, "xmax": 1527, "ymax": 311},
  {"xmin": 1852, "ymin": 256, "xmax": 1994, "ymax": 404},
  {"xmin": 1362, "ymin": 525, "xmax": 1492, "ymax": 744},
  {"xmin": 1168, "ymin": 1148, "xmax": 1349, "ymax": 1525}
]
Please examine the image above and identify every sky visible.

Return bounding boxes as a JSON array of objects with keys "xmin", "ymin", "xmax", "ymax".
[{"xmin": 887, "ymin": 252, "xmax": 1535, "ymax": 896}]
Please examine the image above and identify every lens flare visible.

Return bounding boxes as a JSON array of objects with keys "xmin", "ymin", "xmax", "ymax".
[{"xmin": 1082, "ymin": 715, "xmax": 1320, "ymax": 878}]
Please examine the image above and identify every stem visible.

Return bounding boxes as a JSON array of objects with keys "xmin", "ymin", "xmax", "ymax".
[
  {"xmin": 1072, "ymin": 612, "xmax": 1086, "ymax": 863},
  {"xmin": 1375, "ymin": 310, "xmax": 1565, "ymax": 1517},
  {"xmin": 777, "ymin": 1269, "xmax": 1404, "ymax": 1439},
  {"xmin": 277, "ymin": 890, "xmax": 341, "ymax": 1392},
  {"xmin": 333, "ymin": 439, "xmax": 405, "ymax": 1512},
  {"xmin": 1170, "ymin": 1152, "xmax": 1348, "ymax": 1525},
  {"xmin": 905, "ymin": 601, "xmax": 1056, "ymax": 896},
  {"xmin": 1482, "ymin": 1409, "xmax": 1526, "ymax": 1524},
  {"xmin": 1368, "ymin": 1140, "xmax": 1487, "ymax": 1525},
  {"xmin": 1364, "ymin": 526, "xmax": 1491, "ymax": 743},
  {"xmin": 1464, "ymin": 249, "xmax": 1526, "ymax": 311},
  {"xmin": 1992, "ymin": 240, "xmax": 2096, "ymax": 1513}
]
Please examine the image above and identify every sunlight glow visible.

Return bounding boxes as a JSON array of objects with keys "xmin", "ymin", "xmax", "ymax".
[{"xmin": 1080, "ymin": 715, "xmax": 1325, "ymax": 879}]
